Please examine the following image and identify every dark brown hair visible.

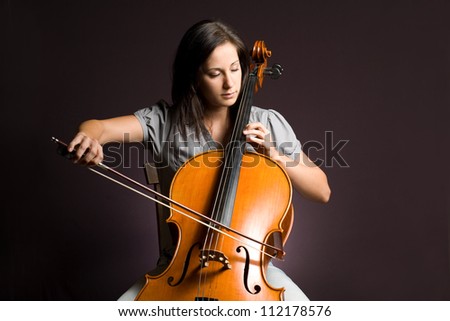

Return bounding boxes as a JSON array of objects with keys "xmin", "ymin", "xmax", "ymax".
[{"xmin": 171, "ymin": 19, "xmax": 250, "ymax": 135}]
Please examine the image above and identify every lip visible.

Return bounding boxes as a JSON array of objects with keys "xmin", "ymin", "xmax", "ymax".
[{"xmin": 221, "ymin": 91, "xmax": 237, "ymax": 99}]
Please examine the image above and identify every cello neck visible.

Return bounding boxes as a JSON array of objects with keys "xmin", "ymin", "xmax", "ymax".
[{"xmin": 209, "ymin": 68, "xmax": 258, "ymax": 227}]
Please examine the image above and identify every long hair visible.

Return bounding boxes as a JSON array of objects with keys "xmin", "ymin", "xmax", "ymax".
[{"xmin": 171, "ymin": 20, "xmax": 250, "ymax": 136}]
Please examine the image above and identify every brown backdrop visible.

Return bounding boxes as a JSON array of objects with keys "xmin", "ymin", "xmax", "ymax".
[{"xmin": 2, "ymin": 0, "xmax": 449, "ymax": 300}]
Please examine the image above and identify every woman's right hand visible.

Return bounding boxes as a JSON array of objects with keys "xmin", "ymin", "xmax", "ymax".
[
  {"xmin": 66, "ymin": 115, "xmax": 143, "ymax": 166},
  {"xmin": 67, "ymin": 132, "xmax": 104, "ymax": 166}
]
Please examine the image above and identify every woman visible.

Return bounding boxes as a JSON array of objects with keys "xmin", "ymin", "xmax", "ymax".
[{"xmin": 68, "ymin": 20, "xmax": 331, "ymax": 300}]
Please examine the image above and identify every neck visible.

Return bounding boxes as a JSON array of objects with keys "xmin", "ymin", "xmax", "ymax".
[
  {"xmin": 203, "ymin": 107, "xmax": 232, "ymax": 145},
  {"xmin": 204, "ymin": 105, "xmax": 229, "ymax": 120}
]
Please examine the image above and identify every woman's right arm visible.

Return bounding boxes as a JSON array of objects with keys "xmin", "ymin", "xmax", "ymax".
[{"xmin": 67, "ymin": 115, "xmax": 143, "ymax": 165}]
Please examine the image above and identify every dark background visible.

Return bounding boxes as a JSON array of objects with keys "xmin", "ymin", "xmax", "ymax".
[{"xmin": 2, "ymin": 0, "xmax": 449, "ymax": 300}]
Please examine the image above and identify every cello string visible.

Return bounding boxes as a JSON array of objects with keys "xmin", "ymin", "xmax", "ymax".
[
  {"xmin": 196, "ymin": 70, "xmax": 247, "ymax": 296},
  {"xmin": 208, "ymin": 74, "xmax": 253, "ymax": 254},
  {"xmin": 207, "ymin": 69, "xmax": 255, "ymax": 235},
  {"xmin": 199, "ymin": 70, "xmax": 257, "ymax": 299}
]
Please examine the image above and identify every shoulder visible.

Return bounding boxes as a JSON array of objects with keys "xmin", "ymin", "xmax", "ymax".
[
  {"xmin": 134, "ymin": 99, "xmax": 171, "ymax": 124},
  {"xmin": 134, "ymin": 100, "xmax": 173, "ymax": 143},
  {"xmin": 249, "ymin": 106, "xmax": 292, "ymax": 128}
]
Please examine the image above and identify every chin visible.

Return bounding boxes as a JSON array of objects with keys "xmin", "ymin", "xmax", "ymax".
[{"xmin": 225, "ymin": 98, "xmax": 239, "ymax": 107}]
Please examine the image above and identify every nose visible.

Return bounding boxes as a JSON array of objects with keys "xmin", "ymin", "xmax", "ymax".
[{"xmin": 223, "ymin": 72, "xmax": 234, "ymax": 89}]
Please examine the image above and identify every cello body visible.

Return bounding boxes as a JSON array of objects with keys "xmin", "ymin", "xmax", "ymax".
[{"xmin": 135, "ymin": 150, "xmax": 293, "ymax": 301}]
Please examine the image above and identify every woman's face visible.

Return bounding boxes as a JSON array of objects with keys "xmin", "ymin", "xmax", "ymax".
[{"xmin": 197, "ymin": 42, "xmax": 242, "ymax": 110}]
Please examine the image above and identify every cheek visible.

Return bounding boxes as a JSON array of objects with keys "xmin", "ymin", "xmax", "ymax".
[{"xmin": 198, "ymin": 79, "xmax": 221, "ymax": 104}]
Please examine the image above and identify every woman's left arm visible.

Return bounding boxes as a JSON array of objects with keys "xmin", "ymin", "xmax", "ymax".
[
  {"xmin": 271, "ymin": 150, "xmax": 331, "ymax": 203},
  {"xmin": 244, "ymin": 122, "xmax": 331, "ymax": 203}
]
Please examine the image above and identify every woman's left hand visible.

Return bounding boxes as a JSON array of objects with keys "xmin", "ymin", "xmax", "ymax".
[
  {"xmin": 243, "ymin": 122, "xmax": 279, "ymax": 158},
  {"xmin": 244, "ymin": 123, "xmax": 330, "ymax": 203}
]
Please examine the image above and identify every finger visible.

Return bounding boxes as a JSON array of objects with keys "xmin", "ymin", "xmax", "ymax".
[
  {"xmin": 74, "ymin": 139, "xmax": 92, "ymax": 161},
  {"xmin": 67, "ymin": 133, "xmax": 84, "ymax": 152},
  {"xmin": 244, "ymin": 124, "xmax": 270, "ymax": 138},
  {"xmin": 86, "ymin": 144, "xmax": 103, "ymax": 166},
  {"xmin": 246, "ymin": 135, "xmax": 264, "ymax": 145},
  {"xmin": 90, "ymin": 149, "xmax": 104, "ymax": 166},
  {"xmin": 244, "ymin": 129, "xmax": 270, "ymax": 143},
  {"xmin": 245, "ymin": 122, "xmax": 268, "ymax": 133},
  {"xmin": 244, "ymin": 127, "xmax": 263, "ymax": 134},
  {"xmin": 81, "ymin": 147, "xmax": 97, "ymax": 165},
  {"xmin": 243, "ymin": 130, "xmax": 261, "ymax": 142}
]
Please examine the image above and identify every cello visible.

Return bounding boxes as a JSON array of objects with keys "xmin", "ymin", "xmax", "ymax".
[
  {"xmin": 54, "ymin": 40, "xmax": 291, "ymax": 301},
  {"xmin": 135, "ymin": 41, "xmax": 291, "ymax": 301}
]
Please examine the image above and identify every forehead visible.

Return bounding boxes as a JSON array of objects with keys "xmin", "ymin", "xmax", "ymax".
[{"xmin": 203, "ymin": 42, "xmax": 239, "ymax": 68}]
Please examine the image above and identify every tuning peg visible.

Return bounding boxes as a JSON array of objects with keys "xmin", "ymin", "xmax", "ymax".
[{"xmin": 264, "ymin": 64, "xmax": 283, "ymax": 79}]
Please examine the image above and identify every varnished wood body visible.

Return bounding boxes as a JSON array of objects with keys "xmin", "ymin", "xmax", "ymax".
[{"xmin": 135, "ymin": 151, "xmax": 293, "ymax": 301}]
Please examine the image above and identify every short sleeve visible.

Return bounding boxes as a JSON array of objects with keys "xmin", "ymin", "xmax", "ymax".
[{"xmin": 134, "ymin": 100, "xmax": 170, "ymax": 150}]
